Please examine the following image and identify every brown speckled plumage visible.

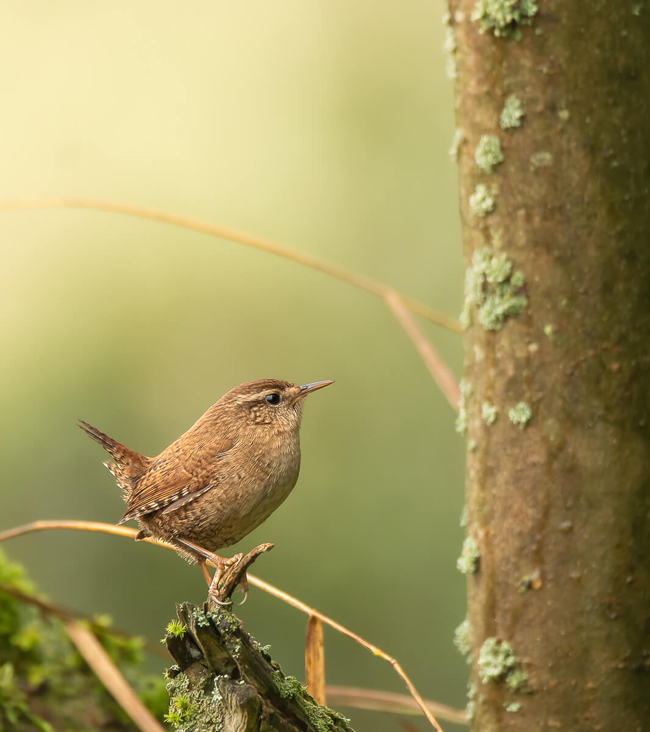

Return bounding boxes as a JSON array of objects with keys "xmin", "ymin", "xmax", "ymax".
[{"xmin": 80, "ymin": 378, "xmax": 332, "ymax": 563}]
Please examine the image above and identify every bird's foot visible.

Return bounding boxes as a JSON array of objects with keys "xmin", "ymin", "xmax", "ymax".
[
  {"xmin": 208, "ymin": 553, "xmax": 244, "ymax": 606},
  {"xmin": 176, "ymin": 537, "xmax": 273, "ymax": 605},
  {"xmin": 207, "ymin": 543, "xmax": 274, "ymax": 608}
]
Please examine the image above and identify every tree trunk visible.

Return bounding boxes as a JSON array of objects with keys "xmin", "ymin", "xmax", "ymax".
[{"xmin": 447, "ymin": 1, "xmax": 650, "ymax": 730}]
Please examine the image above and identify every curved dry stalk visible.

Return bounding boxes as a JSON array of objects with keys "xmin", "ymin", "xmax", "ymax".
[
  {"xmin": 325, "ymin": 686, "xmax": 467, "ymax": 725},
  {"xmin": 0, "ymin": 197, "xmax": 462, "ymax": 334},
  {"xmin": 0, "ymin": 519, "xmax": 445, "ymax": 731},
  {"xmin": 305, "ymin": 615, "xmax": 326, "ymax": 705},
  {"xmin": 64, "ymin": 620, "xmax": 166, "ymax": 732},
  {"xmin": 385, "ymin": 292, "xmax": 461, "ymax": 412}
]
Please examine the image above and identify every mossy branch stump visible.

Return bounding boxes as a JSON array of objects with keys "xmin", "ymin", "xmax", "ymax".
[{"xmin": 164, "ymin": 603, "xmax": 354, "ymax": 732}]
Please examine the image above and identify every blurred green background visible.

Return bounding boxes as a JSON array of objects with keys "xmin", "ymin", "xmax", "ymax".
[{"xmin": 0, "ymin": 2, "xmax": 466, "ymax": 730}]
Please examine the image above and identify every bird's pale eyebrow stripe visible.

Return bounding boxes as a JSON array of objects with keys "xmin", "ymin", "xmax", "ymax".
[{"xmin": 239, "ymin": 391, "xmax": 277, "ymax": 403}]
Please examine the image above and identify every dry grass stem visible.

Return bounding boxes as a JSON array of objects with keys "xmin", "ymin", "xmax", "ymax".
[
  {"xmin": 325, "ymin": 686, "xmax": 467, "ymax": 725},
  {"xmin": 0, "ymin": 197, "xmax": 462, "ymax": 333},
  {"xmin": 385, "ymin": 292, "xmax": 461, "ymax": 412},
  {"xmin": 0, "ymin": 519, "xmax": 445, "ymax": 731},
  {"xmin": 305, "ymin": 615, "xmax": 326, "ymax": 705},
  {"xmin": 64, "ymin": 620, "xmax": 166, "ymax": 732}
]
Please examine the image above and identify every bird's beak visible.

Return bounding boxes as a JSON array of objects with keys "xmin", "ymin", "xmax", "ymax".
[{"xmin": 297, "ymin": 380, "xmax": 334, "ymax": 398}]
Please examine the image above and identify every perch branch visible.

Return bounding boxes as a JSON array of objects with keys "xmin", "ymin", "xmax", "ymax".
[{"xmin": 166, "ymin": 603, "xmax": 352, "ymax": 732}]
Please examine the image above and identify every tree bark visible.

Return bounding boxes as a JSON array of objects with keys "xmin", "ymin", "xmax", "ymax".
[
  {"xmin": 447, "ymin": 1, "xmax": 650, "ymax": 730},
  {"xmin": 165, "ymin": 603, "xmax": 354, "ymax": 732}
]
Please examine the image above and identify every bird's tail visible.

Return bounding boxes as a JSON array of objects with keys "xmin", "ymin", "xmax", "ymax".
[{"xmin": 78, "ymin": 420, "xmax": 152, "ymax": 497}]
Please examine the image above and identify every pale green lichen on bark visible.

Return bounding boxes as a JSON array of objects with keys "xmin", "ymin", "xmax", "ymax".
[
  {"xmin": 471, "ymin": 0, "xmax": 538, "ymax": 39},
  {"xmin": 507, "ymin": 668, "xmax": 528, "ymax": 689},
  {"xmin": 478, "ymin": 638, "xmax": 514, "ymax": 682},
  {"xmin": 449, "ymin": 128, "xmax": 464, "ymax": 162},
  {"xmin": 475, "ymin": 135, "xmax": 504, "ymax": 173},
  {"xmin": 460, "ymin": 504, "xmax": 469, "ymax": 526},
  {"xmin": 443, "ymin": 23, "xmax": 458, "ymax": 80},
  {"xmin": 509, "ymin": 402, "xmax": 532, "ymax": 428},
  {"xmin": 457, "ymin": 537, "xmax": 480, "ymax": 574},
  {"xmin": 455, "ymin": 379, "xmax": 472, "ymax": 434},
  {"xmin": 454, "ymin": 619, "xmax": 472, "ymax": 662},
  {"xmin": 505, "ymin": 702, "xmax": 522, "ymax": 712},
  {"xmin": 271, "ymin": 672, "xmax": 352, "ymax": 732},
  {"xmin": 469, "ymin": 184, "xmax": 496, "ymax": 217},
  {"xmin": 500, "ymin": 96, "xmax": 524, "ymax": 128},
  {"xmin": 530, "ymin": 151, "xmax": 553, "ymax": 168},
  {"xmin": 466, "ymin": 683, "xmax": 476, "ymax": 721},
  {"xmin": 478, "ymin": 638, "xmax": 528, "ymax": 689},
  {"xmin": 165, "ymin": 671, "xmax": 224, "ymax": 731},
  {"xmin": 482, "ymin": 402, "xmax": 498, "ymax": 425},
  {"xmin": 461, "ymin": 247, "xmax": 528, "ymax": 330}
]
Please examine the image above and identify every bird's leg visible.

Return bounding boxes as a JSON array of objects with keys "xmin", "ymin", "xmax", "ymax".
[
  {"xmin": 176, "ymin": 537, "xmax": 243, "ymax": 605},
  {"xmin": 198, "ymin": 559, "xmax": 213, "ymax": 587}
]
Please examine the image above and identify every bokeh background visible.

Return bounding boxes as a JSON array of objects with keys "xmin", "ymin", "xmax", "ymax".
[{"xmin": 0, "ymin": 2, "xmax": 466, "ymax": 730}]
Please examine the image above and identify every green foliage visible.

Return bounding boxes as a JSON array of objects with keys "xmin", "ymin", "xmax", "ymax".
[
  {"xmin": 164, "ymin": 620, "xmax": 187, "ymax": 640},
  {"xmin": 0, "ymin": 663, "xmax": 55, "ymax": 732},
  {"xmin": 0, "ymin": 549, "xmax": 168, "ymax": 730}
]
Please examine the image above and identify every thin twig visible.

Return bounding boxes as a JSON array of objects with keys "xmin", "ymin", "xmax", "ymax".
[
  {"xmin": 0, "ymin": 520, "xmax": 445, "ymax": 732},
  {"xmin": 64, "ymin": 620, "xmax": 166, "ymax": 732},
  {"xmin": 325, "ymin": 686, "xmax": 467, "ymax": 725},
  {"xmin": 385, "ymin": 292, "xmax": 461, "ymax": 412},
  {"xmin": 0, "ymin": 197, "xmax": 462, "ymax": 333},
  {"xmin": 305, "ymin": 615, "xmax": 326, "ymax": 705}
]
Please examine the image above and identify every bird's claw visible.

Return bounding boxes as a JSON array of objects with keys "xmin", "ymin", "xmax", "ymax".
[{"xmin": 207, "ymin": 543, "xmax": 274, "ymax": 608}]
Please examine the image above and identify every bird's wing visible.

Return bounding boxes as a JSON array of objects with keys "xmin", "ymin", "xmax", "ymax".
[{"xmin": 118, "ymin": 437, "xmax": 235, "ymax": 523}]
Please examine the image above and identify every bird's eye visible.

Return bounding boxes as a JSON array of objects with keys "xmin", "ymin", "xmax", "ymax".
[{"xmin": 265, "ymin": 393, "xmax": 281, "ymax": 405}]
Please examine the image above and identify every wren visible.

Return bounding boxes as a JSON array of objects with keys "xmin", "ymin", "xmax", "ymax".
[{"xmin": 79, "ymin": 379, "xmax": 333, "ymax": 588}]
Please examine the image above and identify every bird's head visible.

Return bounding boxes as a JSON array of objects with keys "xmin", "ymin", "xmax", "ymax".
[{"xmin": 224, "ymin": 378, "xmax": 333, "ymax": 431}]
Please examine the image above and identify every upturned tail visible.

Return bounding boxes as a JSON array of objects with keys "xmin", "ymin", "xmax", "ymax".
[{"xmin": 78, "ymin": 420, "xmax": 152, "ymax": 497}]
